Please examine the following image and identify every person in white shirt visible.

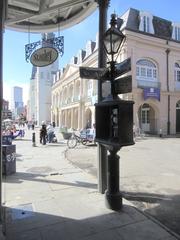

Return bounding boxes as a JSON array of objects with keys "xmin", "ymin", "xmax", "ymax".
[{"xmin": 47, "ymin": 124, "xmax": 54, "ymax": 143}]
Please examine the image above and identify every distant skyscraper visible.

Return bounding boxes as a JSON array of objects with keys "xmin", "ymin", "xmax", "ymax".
[{"xmin": 11, "ymin": 86, "xmax": 24, "ymax": 119}]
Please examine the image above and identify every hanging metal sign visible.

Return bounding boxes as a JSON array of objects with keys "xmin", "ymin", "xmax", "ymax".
[
  {"xmin": 30, "ymin": 47, "xmax": 58, "ymax": 67},
  {"xmin": 25, "ymin": 36, "xmax": 64, "ymax": 66}
]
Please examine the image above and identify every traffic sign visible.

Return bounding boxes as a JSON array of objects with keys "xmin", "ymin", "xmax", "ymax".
[
  {"xmin": 114, "ymin": 58, "xmax": 131, "ymax": 79},
  {"xmin": 114, "ymin": 75, "xmax": 132, "ymax": 94},
  {"xmin": 79, "ymin": 66, "xmax": 108, "ymax": 80}
]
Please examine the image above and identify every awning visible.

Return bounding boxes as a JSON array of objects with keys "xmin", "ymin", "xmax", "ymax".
[{"xmin": 5, "ymin": 0, "xmax": 97, "ymax": 32}]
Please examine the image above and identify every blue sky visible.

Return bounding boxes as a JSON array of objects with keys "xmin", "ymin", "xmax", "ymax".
[{"xmin": 3, "ymin": 0, "xmax": 180, "ymax": 104}]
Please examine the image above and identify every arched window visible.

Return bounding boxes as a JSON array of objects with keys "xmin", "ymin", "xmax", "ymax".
[
  {"xmin": 136, "ymin": 59, "xmax": 157, "ymax": 80},
  {"xmin": 174, "ymin": 63, "xmax": 180, "ymax": 82}
]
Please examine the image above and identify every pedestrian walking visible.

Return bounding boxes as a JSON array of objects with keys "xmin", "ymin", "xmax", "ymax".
[
  {"xmin": 52, "ymin": 121, "xmax": 56, "ymax": 128},
  {"xmin": 47, "ymin": 123, "xmax": 54, "ymax": 143},
  {"xmin": 32, "ymin": 123, "xmax": 35, "ymax": 130},
  {"xmin": 40, "ymin": 121, "xmax": 47, "ymax": 145}
]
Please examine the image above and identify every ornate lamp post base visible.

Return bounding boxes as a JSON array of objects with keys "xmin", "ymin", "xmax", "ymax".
[{"xmin": 105, "ymin": 190, "xmax": 122, "ymax": 210}]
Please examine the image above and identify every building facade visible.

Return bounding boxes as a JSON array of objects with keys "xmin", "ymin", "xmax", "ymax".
[
  {"xmin": 52, "ymin": 38, "xmax": 99, "ymax": 130},
  {"xmin": 52, "ymin": 8, "xmax": 180, "ymax": 135},
  {"xmin": 2, "ymin": 99, "xmax": 12, "ymax": 120}
]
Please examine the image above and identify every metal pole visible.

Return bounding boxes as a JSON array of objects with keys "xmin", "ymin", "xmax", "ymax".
[
  {"xmin": 0, "ymin": 0, "xmax": 5, "ymax": 225},
  {"xmin": 105, "ymin": 15, "xmax": 122, "ymax": 210},
  {"xmin": 32, "ymin": 132, "xmax": 36, "ymax": 147},
  {"xmin": 166, "ymin": 46, "xmax": 170, "ymax": 135},
  {"xmin": 97, "ymin": 0, "xmax": 109, "ymax": 194}
]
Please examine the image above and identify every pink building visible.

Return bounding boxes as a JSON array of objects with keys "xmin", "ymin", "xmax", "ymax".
[
  {"xmin": 119, "ymin": 8, "xmax": 180, "ymax": 135},
  {"xmin": 52, "ymin": 8, "xmax": 180, "ymax": 136}
]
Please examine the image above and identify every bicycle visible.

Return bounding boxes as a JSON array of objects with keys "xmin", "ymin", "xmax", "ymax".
[{"xmin": 67, "ymin": 132, "xmax": 87, "ymax": 148}]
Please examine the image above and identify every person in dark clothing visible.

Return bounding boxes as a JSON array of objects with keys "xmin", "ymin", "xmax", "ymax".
[{"xmin": 40, "ymin": 122, "xmax": 47, "ymax": 145}]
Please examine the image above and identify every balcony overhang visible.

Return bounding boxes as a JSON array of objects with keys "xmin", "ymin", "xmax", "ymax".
[{"xmin": 5, "ymin": 0, "xmax": 97, "ymax": 33}]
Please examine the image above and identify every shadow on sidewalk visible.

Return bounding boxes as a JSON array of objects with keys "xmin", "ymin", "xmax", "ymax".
[
  {"xmin": 122, "ymin": 191, "xmax": 180, "ymax": 237},
  {"xmin": 3, "ymin": 171, "xmax": 97, "ymax": 190},
  {"xmin": 2, "ymin": 202, "xmax": 170, "ymax": 240}
]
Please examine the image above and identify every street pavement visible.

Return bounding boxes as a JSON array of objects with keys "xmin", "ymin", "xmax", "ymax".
[
  {"xmin": 1, "ymin": 128, "xmax": 180, "ymax": 240},
  {"xmin": 66, "ymin": 134, "xmax": 180, "ymax": 237}
]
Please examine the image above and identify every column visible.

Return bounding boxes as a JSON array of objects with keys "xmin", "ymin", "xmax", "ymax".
[
  {"xmin": 71, "ymin": 108, "xmax": 73, "ymax": 128},
  {"xmin": 97, "ymin": 0, "xmax": 109, "ymax": 193},
  {"xmin": 0, "ymin": 0, "xmax": 5, "ymax": 226}
]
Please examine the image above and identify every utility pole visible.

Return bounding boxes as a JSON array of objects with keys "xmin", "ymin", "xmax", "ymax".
[
  {"xmin": 97, "ymin": 0, "xmax": 109, "ymax": 194},
  {"xmin": 166, "ymin": 46, "xmax": 170, "ymax": 135}
]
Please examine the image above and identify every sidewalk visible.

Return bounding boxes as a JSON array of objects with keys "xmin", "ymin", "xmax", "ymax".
[{"xmin": 2, "ymin": 128, "xmax": 179, "ymax": 240}]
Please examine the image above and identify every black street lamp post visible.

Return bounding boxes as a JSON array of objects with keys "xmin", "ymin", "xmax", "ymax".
[
  {"xmin": 95, "ymin": 14, "xmax": 134, "ymax": 210},
  {"xmin": 79, "ymin": 13, "xmax": 134, "ymax": 211},
  {"xmin": 103, "ymin": 14, "xmax": 125, "ymax": 210}
]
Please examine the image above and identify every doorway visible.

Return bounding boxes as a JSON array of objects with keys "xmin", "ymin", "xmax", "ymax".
[
  {"xmin": 141, "ymin": 105, "xmax": 150, "ymax": 132},
  {"xmin": 138, "ymin": 103, "xmax": 156, "ymax": 133}
]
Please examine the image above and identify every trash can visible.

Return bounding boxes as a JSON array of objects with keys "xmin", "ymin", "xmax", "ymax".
[
  {"xmin": 2, "ymin": 144, "xmax": 16, "ymax": 175},
  {"xmin": 2, "ymin": 135, "xmax": 12, "ymax": 145}
]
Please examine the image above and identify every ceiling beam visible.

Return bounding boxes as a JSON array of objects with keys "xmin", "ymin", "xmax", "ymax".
[{"xmin": 64, "ymin": 6, "xmax": 73, "ymax": 19}]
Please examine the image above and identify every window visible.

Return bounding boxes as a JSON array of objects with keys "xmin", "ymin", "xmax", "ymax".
[
  {"xmin": 139, "ymin": 11, "xmax": 154, "ymax": 34},
  {"xmin": 87, "ymin": 80, "xmax": 93, "ymax": 97},
  {"xmin": 141, "ymin": 67, "xmax": 146, "ymax": 77},
  {"xmin": 175, "ymin": 63, "xmax": 180, "ymax": 82},
  {"xmin": 142, "ymin": 109, "xmax": 150, "ymax": 124},
  {"xmin": 136, "ymin": 67, "xmax": 140, "ymax": 76},
  {"xmin": 153, "ymin": 69, "xmax": 157, "ymax": 78},
  {"xmin": 172, "ymin": 23, "xmax": 180, "ymax": 41},
  {"xmin": 174, "ymin": 26, "xmax": 180, "ymax": 41},
  {"xmin": 136, "ymin": 59, "xmax": 157, "ymax": 80},
  {"xmin": 147, "ymin": 68, "xmax": 152, "ymax": 78},
  {"xmin": 143, "ymin": 16, "xmax": 150, "ymax": 32}
]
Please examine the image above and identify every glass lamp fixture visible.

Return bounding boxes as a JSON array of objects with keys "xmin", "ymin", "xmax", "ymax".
[{"xmin": 104, "ymin": 14, "xmax": 125, "ymax": 56}]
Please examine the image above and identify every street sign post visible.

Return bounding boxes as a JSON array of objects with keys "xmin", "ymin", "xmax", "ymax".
[
  {"xmin": 79, "ymin": 67, "xmax": 108, "ymax": 80},
  {"xmin": 114, "ymin": 75, "xmax": 132, "ymax": 94},
  {"xmin": 80, "ymin": 57, "xmax": 131, "ymax": 86},
  {"xmin": 114, "ymin": 58, "xmax": 131, "ymax": 79}
]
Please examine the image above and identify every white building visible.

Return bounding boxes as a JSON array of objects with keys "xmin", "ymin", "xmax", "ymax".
[{"xmin": 27, "ymin": 33, "xmax": 59, "ymax": 125}]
